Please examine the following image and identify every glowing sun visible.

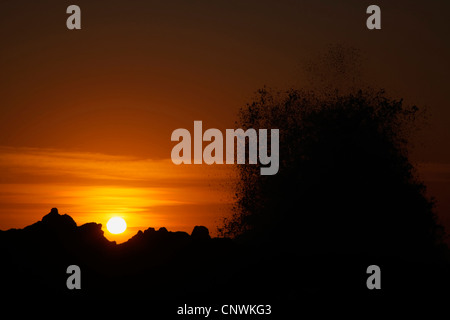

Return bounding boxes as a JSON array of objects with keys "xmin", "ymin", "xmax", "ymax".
[{"xmin": 106, "ymin": 217, "xmax": 127, "ymax": 234}]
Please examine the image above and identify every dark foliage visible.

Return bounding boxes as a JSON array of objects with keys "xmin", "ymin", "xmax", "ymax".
[{"xmin": 220, "ymin": 88, "xmax": 445, "ymax": 259}]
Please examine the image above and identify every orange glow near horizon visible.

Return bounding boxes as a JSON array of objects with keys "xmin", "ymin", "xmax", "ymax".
[
  {"xmin": 2, "ymin": 1, "xmax": 450, "ymax": 245},
  {"xmin": 0, "ymin": 146, "xmax": 236, "ymax": 243}
]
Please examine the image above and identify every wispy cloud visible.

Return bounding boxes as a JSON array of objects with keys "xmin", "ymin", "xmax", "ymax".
[
  {"xmin": 0, "ymin": 146, "xmax": 231, "ymax": 184},
  {"xmin": 0, "ymin": 146, "xmax": 235, "ymax": 239}
]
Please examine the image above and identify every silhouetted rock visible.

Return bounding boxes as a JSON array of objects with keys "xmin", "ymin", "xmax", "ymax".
[
  {"xmin": 144, "ymin": 227, "xmax": 155, "ymax": 234},
  {"xmin": 42, "ymin": 208, "xmax": 77, "ymax": 229},
  {"xmin": 77, "ymin": 222, "xmax": 111, "ymax": 247},
  {"xmin": 0, "ymin": 209, "xmax": 239, "ymax": 301},
  {"xmin": 1, "ymin": 207, "xmax": 448, "ymax": 302},
  {"xmin": 191, "ymin": 226, "xmax": 211, "ymax": 240},
  {"xmin": 133, "ymin": 229, "xmax": 144, "ymax": 239}
]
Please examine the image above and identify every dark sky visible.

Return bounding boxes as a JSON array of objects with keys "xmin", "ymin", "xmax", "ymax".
[
  {"xmin": 1, "ymin": 0, "xmax": 448, "ymax": 159},
  {"xmin": 0, "ymin": 0, "xmax": 449, "ymax": 239}
]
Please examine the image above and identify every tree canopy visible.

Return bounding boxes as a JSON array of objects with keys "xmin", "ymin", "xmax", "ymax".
[{"xmin": 220, "ymin": 88, "xmax": 444, "ymax": 257}]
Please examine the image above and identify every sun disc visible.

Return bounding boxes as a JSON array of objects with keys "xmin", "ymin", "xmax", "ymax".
[{"xmin": 106, "ymin": 217, "xmax": 127, "ymax": 234}]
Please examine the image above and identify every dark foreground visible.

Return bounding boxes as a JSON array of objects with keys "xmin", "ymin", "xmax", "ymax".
[{"xmin": 1, "ymin": 208, "xmax": 449, "ymax": 312}]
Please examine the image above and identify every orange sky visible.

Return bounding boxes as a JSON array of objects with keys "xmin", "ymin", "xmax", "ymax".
[
  {"xmin": 0, "ymin": 146, "xmax": 235, "ymax": 242},
  {"xmin": 1, "ymin": 1, "xmax": 450, "ymax": 242}
]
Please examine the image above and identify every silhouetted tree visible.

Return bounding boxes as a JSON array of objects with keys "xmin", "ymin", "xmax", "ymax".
[{"xmin": 220, "ymin": 88, "xmax": 444, "ymax": 258}]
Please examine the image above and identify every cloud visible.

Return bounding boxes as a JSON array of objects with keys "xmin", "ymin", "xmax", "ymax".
[
  {"xmin": 0, "ymin": 146, "xmax": 235, "ymax": 234},
  {"xmin": 0, "ymin": 146, "xmax": 232, "ymax": 185}
]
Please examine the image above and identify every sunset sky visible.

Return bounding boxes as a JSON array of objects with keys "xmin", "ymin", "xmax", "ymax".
[{"xmin": 0, "ymin": 1, "xmax": 449, "ymax": 242}]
